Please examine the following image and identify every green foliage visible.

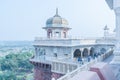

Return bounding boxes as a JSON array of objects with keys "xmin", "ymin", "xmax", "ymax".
[
  {"xmin": 0, "ymin": 71, "xmax": 17, "ymax": 80},
  {"xmin": 1, "ymin": 59, "xmax": 18, "ymax": 71},
  {"xmin": 0, "ymin": 51, "xmax": 33, "ymax": 80},
  {"xmin": 5, "ymin": 53, "xmax": 16, "ymax": 59},
  {"xmin": 18, "ymin": 59, "xmax": 33, "ymax": 71}
]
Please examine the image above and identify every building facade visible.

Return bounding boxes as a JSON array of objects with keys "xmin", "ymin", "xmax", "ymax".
[{"xmin": 30, "ymin": 8, "xmax": 115, "ymax": 80}]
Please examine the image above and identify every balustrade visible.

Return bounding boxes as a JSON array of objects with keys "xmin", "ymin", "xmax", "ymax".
[{"xmin": 57, "ymin": 49, "xmax": 113, "ymax": 80}]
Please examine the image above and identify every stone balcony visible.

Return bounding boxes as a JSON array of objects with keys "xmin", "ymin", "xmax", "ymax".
[
  {"xmin": 30, "ymin": 49, "xmax": 113, "ymax": 77},
  {"xmin": 30, "ymin": 55, "xmax": 79, "ymax": 74},
  {"xmin": 57, "ymin": 49, "xmax": 114, "ymax": 80}
]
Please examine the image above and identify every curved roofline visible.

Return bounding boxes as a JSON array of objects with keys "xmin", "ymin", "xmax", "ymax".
[{"xmin": 45, "ymin": 8, "xmax": 69, "ymax": 27}]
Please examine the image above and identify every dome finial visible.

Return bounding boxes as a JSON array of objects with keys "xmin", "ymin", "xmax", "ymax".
[
  {"xmin": 56, "ymin": 8, "xmax": 58, "ymax": 15},
  {"xmin": 54, "ymin": 8, "xmax": 60, "ymax": 17}
]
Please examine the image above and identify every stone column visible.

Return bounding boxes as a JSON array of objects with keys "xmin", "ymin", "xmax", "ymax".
[
  {"xmin": 88, "ymin": 48, "xmax": 90, "ymax": 56},
  {"xmin": 80, "ymin": 50, "xmax": 83, "ymax": 58},
  {"xmin": 105, "ymin": 0, "xmax": 120, "ymax": 64},
  {"xmin": 115, "ymin": 8, "xmax": 120, "ymax": 39},
  {"xmin": 71, "ymin": 48, "xmax": 74, "ymax": 60},
  {"xmin": 111, "ymin": 8, "xmax": 120, "ymax": 64},
  {"xmin": 67, "ymin": 64, "xmax": 70, "ymax": 73}
]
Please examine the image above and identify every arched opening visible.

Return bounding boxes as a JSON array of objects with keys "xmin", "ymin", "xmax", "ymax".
[
  {"xmin": 90, "ymin": 47, "xmax": 94, "ymax": 57},
  {"xmin": 83, "ymin": 48, "xmax": 89, "ymax": 57},
  {"xmin": 100, "ymin": 48, "xmax": 106, "ymax": 54},
  {"xmin": 55, "ymin": 32, "xmax": 60, "ymax": 38},
  {"xmin": 63, "ymin": 32, "xmax": 66, "ymax": 38},
  {"xmin": 73, "ymin": 49, "xmax": 81, "ymax": 58},
  {"xmin": 49, "ymin": 32, "xmax": 52, "ymax": 38},
  {"xmin": 47, "ymin": 29, "xmax": 52, "ymax": 38}
]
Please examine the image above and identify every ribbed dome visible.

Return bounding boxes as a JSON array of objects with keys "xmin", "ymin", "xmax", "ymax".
[{"xmin": 46, "ymin": 9, "xmax": 68, "ymax": 27}]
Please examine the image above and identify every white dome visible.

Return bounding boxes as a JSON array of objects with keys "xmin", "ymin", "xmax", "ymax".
[{"xmin": 46, "ymin": 9, "xmax": 68, "ymax": 27}]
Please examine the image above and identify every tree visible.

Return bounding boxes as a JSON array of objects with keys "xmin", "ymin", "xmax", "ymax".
[
  {"xmin": 0, "ymin": 71, "xmax": 17, "ymax": 80},
  {"xmin": 0, "ymin": 50, "xmax": 34, "ymax": 80},
  {"xmin": 1, "ymin": 59, "xmax": 18, "ymax": 71}
]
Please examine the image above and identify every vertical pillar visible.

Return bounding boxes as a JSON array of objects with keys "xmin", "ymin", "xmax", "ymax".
[
  {"xmin": 88, "ymin": 48, "xmax": 90, "ymax": 56},
  {"xmin": 54, "ymin": 62, "xmax": 56, "ymax": 71},
  {"xmin": 58, "ymin": 63, "xmax": 60, "ymax": 72},
  {"xmin": 105, "ymin": 0, "xmax": 120, "ymax": 64},
  {"xmin": 81, "ymin": 48, "xmax": 84, "ymax": 58},
  {"xmin": 67, "ymin": 64, "xmax": 70, "ymax": 73},
  {"xmin": 111, "ymin": 8, "xmax": 120, "ymax": 64},
  {"xmin": 115, "ymin": 9, "xmax": 120, "ymax": 39},
  {"xmin": 71, "ymin": 48, "xmax": 74, "ymax": 60},
  {"xmin": 63, "ymin": 64, "xmax": 65, "ymax": 73}
]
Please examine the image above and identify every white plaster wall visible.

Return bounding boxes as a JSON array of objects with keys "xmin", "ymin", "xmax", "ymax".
[
  {"xmin": 41, "ymin": 46, "xmax": 72, "ymax": 57},
  {"xmin": 115, "ymin": 11, "xmax": 120, "ymax": 39}
]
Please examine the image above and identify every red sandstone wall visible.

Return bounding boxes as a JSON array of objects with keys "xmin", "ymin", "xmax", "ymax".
[
  {"xmin": 31, "ymin": 62, "xmax": 64, "ymax": 80},
  {"xmin": 34, "ymin": 67, "xmax": 51, "ymax": 80},
  {"xmin": 51, "ymin": 72, "xmax": 64, "ymax": 80}
]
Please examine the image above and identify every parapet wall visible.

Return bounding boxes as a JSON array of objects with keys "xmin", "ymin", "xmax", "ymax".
[{"xmin": 57, "ymin": 50, "xmax": 113, "ymax": 80}]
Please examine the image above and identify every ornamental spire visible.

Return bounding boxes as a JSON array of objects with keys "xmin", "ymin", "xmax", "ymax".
[
  {"xmin": 54, "ymin": 8, "xmax": 60, "ymax": 17},
  {"xmin": 56, "ymin": 8, "xmax": 58, "ymax": 15}
]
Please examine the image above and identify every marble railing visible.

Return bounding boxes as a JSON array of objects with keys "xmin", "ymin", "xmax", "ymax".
[
  {"xmin": 30, "ymin": 49, "xmax": 113, "ymax": 78},
  {"xmin": 30, "ymin": 56, "xmax": 78, "ymax": 74},
  {"xmin": 51, "ymin": 61, "xmax": 78, "ymax": 74},
  {"xmin": 34, "ymin": 38, "xmax": 81, "ymax": 45},
  {"xmin": 57, "ymin": 50, "xmax": 114, "ymax": 80},
  {"xmin": 34, "ymin": 37, "xmax": 115, "ymax": 46},
  {"xmin": 57, "ymin": 60, "xmax": 96, "ymax": 80}
]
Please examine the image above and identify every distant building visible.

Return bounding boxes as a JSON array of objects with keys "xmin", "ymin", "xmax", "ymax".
[{"xmin": 30, "ymin": 8, "xmax": 115, "ymax": 80}]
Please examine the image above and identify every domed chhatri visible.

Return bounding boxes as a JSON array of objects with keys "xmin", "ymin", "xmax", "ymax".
[
  {"xmin": 43, "ymin": 8, "xmax": 71, "ymax": 39},
  {"xmin": 46, "ymin": 8, "xmax": 68, "ymax": 27}
]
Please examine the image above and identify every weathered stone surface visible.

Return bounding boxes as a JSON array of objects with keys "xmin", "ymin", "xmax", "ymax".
[
  {"xmin": 51, "ymin": 72, "xmax": 64, "ymax": 80},
  {"xmin": 33, "ymin": 63, "xmax": 52, "ymax": 80},
  {"xmin": 31, "ymin": 62, "xmax": 64, "ymax": 80}
]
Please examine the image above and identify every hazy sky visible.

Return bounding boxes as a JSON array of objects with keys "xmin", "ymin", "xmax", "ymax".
[{"xmin": 0, "ymin": 0, "xmax": 115, "ymax": 41}]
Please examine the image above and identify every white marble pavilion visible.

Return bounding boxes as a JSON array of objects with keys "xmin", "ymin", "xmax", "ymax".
[{"xmin": 30, "ymin": 1, "xmax": 120, "ymax": 79}]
